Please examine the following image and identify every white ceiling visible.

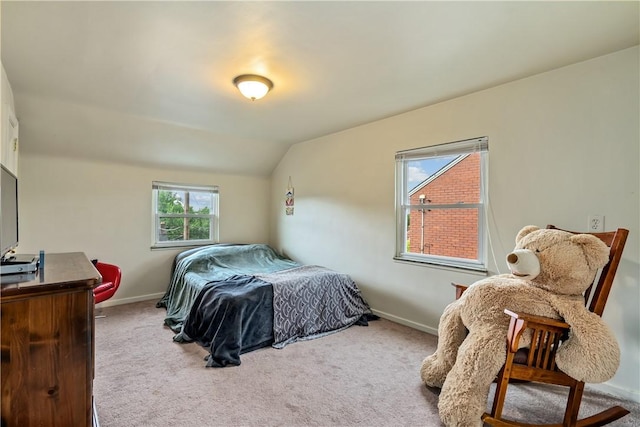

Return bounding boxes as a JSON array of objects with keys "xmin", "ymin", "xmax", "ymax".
[{"xmin": 2, "ymin": 1, "xmax": 639, "ymax": 176}]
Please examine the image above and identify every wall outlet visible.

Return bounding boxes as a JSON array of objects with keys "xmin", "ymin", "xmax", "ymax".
[{"xmin": 588, "ymin": 215, "xmax": 604, "ymax": 232}]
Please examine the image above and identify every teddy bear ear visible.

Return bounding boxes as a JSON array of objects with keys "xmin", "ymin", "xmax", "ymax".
[
  {"xmin": 516, "ymin": 225, "xmax": 540, "ymax": 244},
  {"xmin": 570, "ymin": 234, "xmax": 610, "ymax": 270}
]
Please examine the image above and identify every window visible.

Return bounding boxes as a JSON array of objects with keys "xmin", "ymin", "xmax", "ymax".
[
  {"xmin": 152, "ymin": 181, "xmax": 219, "ymax": 248},
  {"xmin": 395, "ymin": 137, "xmax": 488, "ymax": 271}
]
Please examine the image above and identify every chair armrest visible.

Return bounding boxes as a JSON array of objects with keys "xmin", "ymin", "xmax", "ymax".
[
  {"xmin": 451, "ymin": 282, "xmax": 468, "ymax": 300},
  {"xmin": 94, "ymin": 281, "xmax": 115, "ymax": 294},
  {"xmin": 503, "ymin": 309, "xmax": 569, "ymax": 356},
  {"xmin": 503, "ymin": 309, "xmax": 570, "ymax": 329}
]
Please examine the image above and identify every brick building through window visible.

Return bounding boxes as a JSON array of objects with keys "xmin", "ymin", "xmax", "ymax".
[{"xmin": 407, "ymin": 153, "xmax": 480, "ymax": 260}]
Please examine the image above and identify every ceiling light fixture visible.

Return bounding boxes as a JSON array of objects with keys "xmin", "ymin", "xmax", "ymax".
[{"xmin": 233, "ymin": 74, "xmax": 274, "ymax": 101}]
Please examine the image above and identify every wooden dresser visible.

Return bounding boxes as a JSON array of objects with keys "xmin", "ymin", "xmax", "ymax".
[{"xmin": 0, "ymin": 252, "xmax": 101, "ymax": 427}]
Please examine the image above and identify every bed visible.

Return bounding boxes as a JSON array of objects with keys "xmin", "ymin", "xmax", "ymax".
[{"xmin": 157, "ymin": 244, "xmax": 373, "ymax": 367}]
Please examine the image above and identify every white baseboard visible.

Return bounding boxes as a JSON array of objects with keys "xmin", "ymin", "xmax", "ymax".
[
  {"xmin": 588, "ymin": 382, "xmax": 640, "ymax": 404},
  {"xmin": 371, "ymin": 308, "xmax": 438, "ymax": 336},
  {"xmin": 96, "ymin": 292, "xmax": 165, "ymax": 308}
]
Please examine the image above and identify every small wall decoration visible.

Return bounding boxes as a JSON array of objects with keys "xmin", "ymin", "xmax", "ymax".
[{"xmin": 285, "ymin": 176, "xmax": 294, "ymax": 215}]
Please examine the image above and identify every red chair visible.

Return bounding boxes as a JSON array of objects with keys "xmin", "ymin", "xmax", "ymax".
[{"xmin": 93, "ymin": 261, "xmax": 122, "ymax": 304}]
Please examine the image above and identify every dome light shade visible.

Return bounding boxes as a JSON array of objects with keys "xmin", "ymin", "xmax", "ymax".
[{"xmin": 233, "ymin": 74, "xmax": 274, "ymax": 101}]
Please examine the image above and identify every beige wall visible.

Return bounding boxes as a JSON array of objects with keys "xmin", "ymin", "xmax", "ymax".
[
  {"xmin": 270, "ymin": 47, "xmax": 639, "ymax": 400},
  {"xmin": 18, "ymin": 154, "xmax": 272, "ymax": 304}
]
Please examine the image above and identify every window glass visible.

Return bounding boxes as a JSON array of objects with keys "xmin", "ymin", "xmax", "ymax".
[
  {"xmin": 152, "ymin": 182, "xmax": 219, "ymax": 248},
  {"xmin": 395, "ymin": 137, "xmax": 488, "ymax": 271}
]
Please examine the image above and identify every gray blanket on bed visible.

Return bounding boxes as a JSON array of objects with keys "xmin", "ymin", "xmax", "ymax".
[
  {"xmin": 256, "ymin": 265, "xmax": 371, "ymax": 348},
  {"xmin": 159, "ymin": 244, "xmax": 373, "ymax": 367},
  {"xmin": 176, "ymin": 265, "xmax": 372, "ymax": 367},
  {"xmin": 180, "ymin": 274, "xmax": 275, "ymax": 367}
]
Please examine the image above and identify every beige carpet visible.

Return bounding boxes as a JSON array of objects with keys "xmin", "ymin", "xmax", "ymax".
[{"xmin": 94, "ymin": 300, "xmax": 639, "ymax": 426}]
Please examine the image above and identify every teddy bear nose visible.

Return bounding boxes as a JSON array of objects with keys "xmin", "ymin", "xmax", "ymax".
[{"xmin": 507, "ymin": 253, "xmax": 519, "ymax": 264}]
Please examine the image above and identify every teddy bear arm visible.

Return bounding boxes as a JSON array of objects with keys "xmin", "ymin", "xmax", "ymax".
[{"xmin": 555, "ymin": 312, "xmax": 620, "ymax": 383}]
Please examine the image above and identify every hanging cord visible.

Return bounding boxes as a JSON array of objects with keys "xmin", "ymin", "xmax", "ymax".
[
  {"xmin": 483, "ymin": 157, "xmax": 506, "ymax": 275},
  {"xmin": 485, "ymin": 198, "xmax": 505, "ymax": 275}
]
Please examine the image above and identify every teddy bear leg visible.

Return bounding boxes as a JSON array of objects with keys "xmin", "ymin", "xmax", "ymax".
[
  {"xmin": 420, "ymin": 302, "xmax": 467, "ymax": 388},
  {"xmin": 437, "ymin": 333, "xmax": 506, "ymax": 427}
]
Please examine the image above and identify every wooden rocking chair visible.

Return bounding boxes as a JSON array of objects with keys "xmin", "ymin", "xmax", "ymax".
[{"xmin": 452, "ymin": 225, "xmax": 629, "ymax": 427}]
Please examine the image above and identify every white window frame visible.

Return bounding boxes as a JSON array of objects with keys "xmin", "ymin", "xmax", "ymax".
[
  {"xmin": 151, "ymin": 181, "xmax": 219, "ymax": 249},
  {"xmin": 394, "ymin": 136, "xmax": 488, "ymax": 271}
]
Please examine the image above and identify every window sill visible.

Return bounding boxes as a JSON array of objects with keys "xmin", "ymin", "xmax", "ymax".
[
  {"xmin": 150, "ymin": 243, "xmax": 217, "ymax": 251},
  {"xmin": 393, "ymin": 256, "xmax": 489, "ymax": 276}
]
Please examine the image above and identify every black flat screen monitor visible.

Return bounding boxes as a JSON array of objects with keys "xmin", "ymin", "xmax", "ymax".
[{"xmin": 1, "ymin": 165, "xmax": 18, "ymax": 259}]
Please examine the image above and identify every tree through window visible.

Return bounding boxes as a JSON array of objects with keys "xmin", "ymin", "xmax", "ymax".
[{"xmin": 152, "ymin": 181, "xmax": 219, "ymax": 248}]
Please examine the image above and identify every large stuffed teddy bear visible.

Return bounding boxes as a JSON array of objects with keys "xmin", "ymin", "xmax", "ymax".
[{"xmin": 420, "ymin": 225, "xmax": 620, "ymax": 427}]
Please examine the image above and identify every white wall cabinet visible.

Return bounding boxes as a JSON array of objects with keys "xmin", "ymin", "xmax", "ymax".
[{"xmin": 1, "ymin": 104, "xmax": 19, "ymax": 176}]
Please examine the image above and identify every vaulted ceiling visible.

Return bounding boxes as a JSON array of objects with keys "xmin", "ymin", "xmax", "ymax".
[{"xmin": 2, "ymin": 1, "xmax": 638, "ymax": 176}]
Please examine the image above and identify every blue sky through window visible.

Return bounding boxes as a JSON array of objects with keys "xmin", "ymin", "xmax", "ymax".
[{"xmin": 407, "ymin": 156, "xmax": 458, "ymax": 191}]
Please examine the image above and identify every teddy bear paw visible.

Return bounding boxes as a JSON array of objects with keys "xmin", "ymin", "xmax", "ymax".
[
  {"xmin": 440, "ymin": 414, "xmax": 483, "ymax": 427},
  {"xmin": 420, "ymin": 354, "xmax": 449, "ymax": 388},
  {"xmin": 439, "ymin": 400, "xmax": 484, "ymax": 427}
]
